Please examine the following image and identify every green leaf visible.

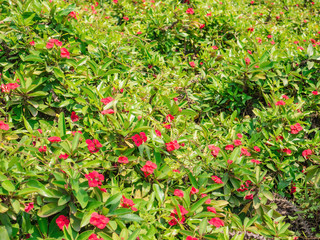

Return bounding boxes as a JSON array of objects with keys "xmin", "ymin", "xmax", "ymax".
[
  {"xmin": 53, "ymin": 67, "xmax": 65, "ymax": 79},
  {"xmin": 307, "ymin": 43, "xmax": 314, "ymax": 57},
  {"xmin": 37, "ymin": 203, "xmax": 66, "ymax": 217},
  {"xmin": 105, "ymin": 192, "xmax": 122, "ymax": 206},
  {"xmin": 190, "ymin": 196, "xmax": 210, "ymax": 213},
  {"xmin": 23, "ymin": 116, "xmax": 33, "ymax": 134},
  {"xmin": 76, "ymin": 231, "xmax": 94, "ymax": 240},
  {"xmin": 153, "ymin": 184, "xmax": 164, "ymax": 204},
  {"xmin": 58, "ymin": 112, "xmax": 66, "ymax": 137},
  {"xmin": 1, "ymin": 180, "xmax": 15, "ymax": 192},
  {"xmin": 74, "ymin": 189, "xmax": 89, "ymax": 208},
  {"xmin": 188, "ymin": 171, "xmax": 199, "ymax": 189},
  {"xmin": 127, "ymin": 229, "xmax": 141, "ymax": 240},
  {"xmin": 23, "ymin": 55, "xmax": 44, "ymax": 62},
  {"xmin": 0, "ymin": 226, "xmax": 10, "ymax": 240},
  {"xmin": 199, "ymin": 217, "xmax": 207, "ymax": 236},
  {"xmin": 37, "ymin": 216, "xmax": 48, "ymax": 236},
  {"xmin": 118, "ymin": 214, "xmax": 143, "ymax": 222},
  {"xmin": 72, "ymin": 132, "xmax": 81, "ymax": 152}
]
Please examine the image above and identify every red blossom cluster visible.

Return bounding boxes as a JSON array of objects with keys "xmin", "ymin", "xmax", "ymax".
[
  {"xmin": 85, "ymin": 171, "xmax": 104, "ymax": 189},
  {"xmin": 168, "ymin": 205, "xmax": 188, "ymax": 226},
  {"xmin": 290, "ymin": 123, "xmax": 303, "ymax": 134},
  {"xmin": 208, "ymin": 217, "xmax": 224, "ymax": 228},
  {"xmin": 141, "ymin": 161, "xmax": 157, "ymax": 177},
  {"xmin": 1, "ymin": 82, "xmax": 20, "ymax": 93},
  {"xmin": 208, "ymin": 144, "xmax": 220, "ymax": 157},
  {"xmin": 0, "ymin": 121, "xmax": 9, "ymax": 131},
  {"xmin": 86, "ymin": 139, "xmax": 102, "ymax": 153},
  {"xmin": 56, "ymin": 215, "xmax": 70, "ymax": 230},
  {"xmin": 132, "ymin": 132, "xmax": 147, "ymax": 147},
  {"xmin": 46, "ymin": 39, "xmax": 70, "ymax": 58},
  {"xmin": 90, "ymin": 212, "xmax": 109, "ymax": 229},
  {"xmin": 120, "ymin": 195, "xmax": 137, "ymax": 211},
  {"xmin": 166, "ymin": 140, "xmax": 180, "ymax": 151}
]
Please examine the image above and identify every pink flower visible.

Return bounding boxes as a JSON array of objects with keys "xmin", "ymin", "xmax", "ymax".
[
  {"xmin": 225, "ymin": 144, "xmax": 234, "ymax": 151},
  {"xmin": 276, "ymin": 100, "xmax": 286, "ymax": 106},
  {"xmin": 208, "ymin": 218, "xmax": 224, "ymax": 228},
  {"xmin": 211, "ymin": 175, "xmax": 223, "ymax": 184},
  {"xmin": 312, "ymin": 91, "xmax": 319, "ymax": 95},
  {"xmin": 173, "ymin": 169, "xmax": 180, "ymax": 173},
  {"xmin": 101, "ymin": 97, "xmax": 114, "ymax": 105},
  {"xmin": 302, "ymin": 149, "xmax": 312, "ymax": 158},
  {"xmin": 245, "ymin": 57, "xmax": 251, "ymax": 65},
  {"xmin": 251, "ymin": 159, "xmax": 261, "ymax": 164},
  {"xmin": 89, "ymin": 234, "xmax": 103, "ymax": 240},
  {"xmin": 155, "ymin": 130, "xmax": 162, "ymax": 137},
  {"xmin": 86, "ymin": 139, "xmax": 102, "ymax": 153},
  {"xmin": 0, "ymin": 121, "xmax": 9, "ymax": 130},
  {"xmin": 166, "ymin": 140, "xmax": 180, "ymax": 152},
  {"xmin": 297, "ymin": 46, "xmax": 304, "ymax": 51},
  {"xmin": 60, "ymin": 48, "xmax": 70, "ymax": 59},
  {"xmin": 101, "ymin": 109, "xmax": 115, "ymax": 114},
  {"xmin": 282, "ymin": 95, "xmax": 289, "ymax": 100},
  {"xmin": 29, "ymin": 41, "xmax": 35, "ymax": 46},
  {"xmin": 25, "ymin": 202, "xmax": 34, "ymax": 213},
  {"xmin": 123, "ymin": 16, "xmax": 129, "ymax": 21},
  {"xmin": 207, "ymin": 206, "xmax": 216, "ymax": 213},
  {"xmin": 48, "ymin": 136, "xmax": 61, "ymax": 143},
  {"xmin": 186, "ymin": 236, "xmax": 198, "ymax": 240},
  {"xmin": 166, "ymin": 114, "xmax": 175, "ymax": 122},
  {"xmin": 1, "ymin": 83, "xmax": 20, "ymax": 93},
  {"xmin": 85, "ymin": 171, "xmax": 104, "ymax": 187},
  {"xmin": 271, "ymin": 40, "xmax": 275, "ymax": 45},
  {"xmin": 121, "ymin": 196, "xmax": 137, "ymax": 211},
  {"xmin": 237, "ymin": 133, "xmax": 243, "ymax": 139},
  {"xmin": 290, "ymin": 123, "xmax": 303, "ymax": 134},
  {"xmin": 186, "ymin": 8, "xmax": 194, "ymax": 14},
  {"xmin": 90, "ymin": 212, "xmax": 109, "ymax": 229},
  {"xmin": 38, "ymin": 146, "xmax": 47, "ymax": 153},
  {"xmin": 253, "ymin": 146, "xmax": 260, "ymax": 152},
  {"xmin": 199, "ymin": 24, "xmax": 205, "ymax": 29},
  {"xmin": 118, "ymin": 156, "xmax": 129, "ymax": 164},
  {"xmin": 227, "ymin": 159, "xmax": 233, "ymax": 164},
  {"xmin": 141, "ymin": 161, "xmax": 157, "ymax": 177},
  {"xmin": 234, "ymin": 139, "xmax": 242, "ymax": 146},
  {"xmin": 240, "ymin": 148, "xmax": 251, "ymax": 156},
  {"xmin": 137, "ymin": 31, "xmax": 142, "ymax": 35},
  {"xmin": 69, "ymin": 11, "xmax": 77, "ymax": 19},
  {"xmin": 247, "ymin": 50, "xmax": 252, "ymax": 54},
  {"xmin": 212, "ymin": 46, "xmax": 218, "ymax": 50},
  {"xmin": 282, "ymin": 148, "xmax": 292, "ymax": 154},
  {"xmin": 174, "ymin": 189, "xmax": 184, "ymax": 197},
  {"xmin": 56, "ymin": 215, "xmax": 70, "ymax": 230},
  {"xmin": 132, "ymin": 132, "xmax": 147, "ymax": 147},
  {"xmin": 190, "ymin": 187, "xmax": 199, "ymax": 195},
  {"xmin": 189, "ymin": 61, "xmax": 196, "ymax": 68},
  {"xmin": 208, "ymin": 145, "xmax": 220, "ymax": 157},
  {"xmin": 59, "ymin": 154, "xmax": 69, "ymax": 159}
]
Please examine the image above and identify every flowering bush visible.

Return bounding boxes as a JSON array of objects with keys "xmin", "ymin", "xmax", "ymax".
[{"xmin": 0, "ymin": 0, "xmax": 319, "ymax": 239}]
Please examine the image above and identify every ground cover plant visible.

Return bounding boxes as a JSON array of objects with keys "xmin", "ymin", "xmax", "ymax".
[{"xmin": 0, "ymin": 0, "xmax": 320, "ymax": 239}]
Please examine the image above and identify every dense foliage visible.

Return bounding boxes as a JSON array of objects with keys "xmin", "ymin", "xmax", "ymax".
[{"xmin": 0, "ymin": 0, "xmax": 320, "ymax": 239}]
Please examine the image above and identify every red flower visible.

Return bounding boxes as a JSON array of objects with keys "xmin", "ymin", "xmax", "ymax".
[
  {"xmin": 251, "ymin": 159, "xmax": 261, "ymax": 164},
  {"xmin": 38, "ymin": 146, "xmax": 47, "ymax": 153},
  {"xmin": 227, "ymin": 159, "xmax": 233, "ymax": 164},
  {"xmin": 166, "ymin": 114, "xmax": 175, "ymax": 122},
  {"xmin": 90, "ymin": 212, "xmax": 109, "ymax": 229},
  {"xmin": 276, "ymin": 100, "xmax": 285, "ymax": 106},
  {"xmin": 85, "ymin": 171, "xmax": 104, "ymax": 188},
  {"xmin": 88, "ymin": 233, "xmax": 103, "ymax": 240},
  {"xmin": 225, "ymin": 144, "xmax": 234, "ymax": 151},
  {"xmin": 141, "ymin": 161, "xmax": 157, "ymax": 177},
  {"xmin": 189, "ymin": 61, "xmax": 196, "ymax": 68},
  {"xmin": 123, "ymin": 16, "xmax": 129, "ymax": 21},
  {"xmin": 1, "ymin": 83, "xmax": 20, "ymax": 93},
  {"xmin": 174, "ymin": 189, "xmax": 184, "ymax": 197},
  {"xmin": 247, "ymin": 50, "xmax": 252, "ymax": 54},
  {"xmin": 208, "ymin": 218, "xmax": 224, "ymax": 228},
  {"xmin": 155, "ymin": 130, "xmax": 162, "ymax": 137},
  {"xmin": 247, "ymin": 27, "xmax": 254, "ymax": 32},
  {"xmin": 59, "ymin": 154, "xmax": 69, "ymax": 159},
  {"xmin": 253, "ymin": 146, "xmax": 260, "ymax": 152},
  {"xmin": 207, "ymin": 206, "xmax": 216, "ymax": 213},
  {"xmin": 190, "ymin": 187, "xmax": 199, "ymax": 195},
  {"xmin": 101, "ymin": 109, "xmax": 114, "ymax": 114},
  {"xmin": 0, "ymin": 121, "xmax": 9, "ymax": 130},
  {"xmin": 173, "ymin": 169, "xmax": 180, "ymax": 173},
  {"xmin": 101, "ymin": 97, "xmax": 114, "ymax": 105},
  {"xmin": 56, "ymin": 215, "xmax": 70, "ymax": 230},
  {"xmin": 199, "ymin": 24, "xmax": 205, "ymax": 29},
  {"xmin": 212, "ymin": 46, "xmax": 218, "ymax": 50},
  {"xmin": 234, "ymin": 139, "xmax": 242, "ymax": 146},
  {"xmin": 118, "ymin": 156, "xmax": 129, "ymax": 164},
  {"xmin": 48, "ymin": 136, "xmax": 61, "ymax": 143},
  {"xmin": 290, "ymin": 186, "xmax": 296, "ymax": 194},
  {"xmin": 290, "ymin": 123, "xmax": 303, "ymax": 134},
  {"xmin": 240, "ymin": 148, "xmax": 251, "ymax": 156},
  {"xmin": 302, "ymin": 149, "xmax": 312, "ymax": 158},
  {"xmin": 208, "ymin": 145, "xmax": 220, "ymax": 157},
  {"xmin": 25, "ymin": 202, "xmax": 34, "ymax": 213},
  {"xmin": 164, "ymin": 123, "xmax": 171, "ymax": 129},
  {"xmin": 245, "ymin": 57, "xmax": 251, "ymax": 65},
  {"xmin": 282, "ymin": 148, "xmax": 292, "ymax": 154},
  {"xmin": 245, "ymin": 194, "xmax": 254, "ymax": 200},
  {"xmin": 69, "ymin": 11, "xmax": 77, "ymax": 19},
  {"xmin": 137, "ymin": 31, "xmax": 142, "ymax": 35},
  {"xmin": 86, "ymin": 139, "xmax": 102, "ymax": 153},
  {"xmin": 166, "ymin": 140, "xmax": 180, "ymax": 152},
  {"xmin": 186, "ymin": 8, "xmax": 194, "ymax": 14},
  {"xmin": 211, "ymin": 176, "xmax": 223, "ymax": 184},
  {"xmin": 60, "ymin": 48, "xmax": 70, "ymax": 59},
  {"xmin": 71, "ymin": 112, "xmax": 79, "ymax": 122},
  {"xmin": 297, "ymin": 46, "xmax": 304, "ymax": 51},
  {"xmin": 282, "ymin": 95, "xmax": 289, "ymax": 100},
  {"xmin": 312, "ymin": 91, "xmax": 319, "ymax": 95},
  {"xmin": 121, "ymin": 195, "xmax": 137, "ymax": 211},
  {"xmin": 186, "ymin": 236, "xmax": 198, "ymax": 240},
  {"xmin": 173, "ymin": 205, "xmax": 189, "ymax": 216},
  {"xmin": 29, "ymin": 41, "xmax": 35, "ymax": 46}
]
